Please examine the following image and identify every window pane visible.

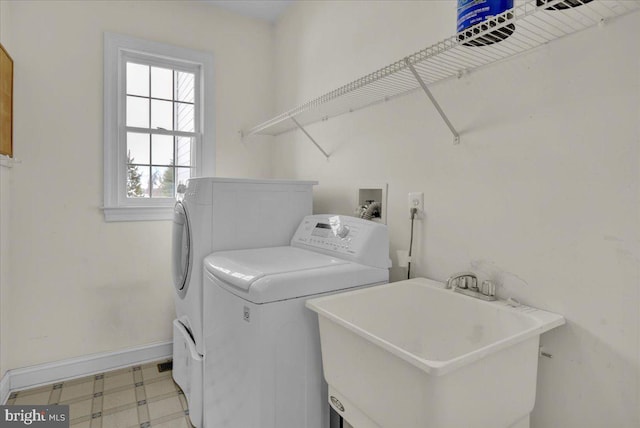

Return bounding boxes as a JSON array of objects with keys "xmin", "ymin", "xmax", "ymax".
[
  {"xmin": 127, "ymin": 96, "xmax": 149, "ymax": 128},
  {"xmin": 176, "ymin": 136, "xmax": 192, "ymax": 167},
  {"xmin": 128, "ymin": 165, "xmax": 149, "ymax": 198},
  {"xmin": 127, "ymin": 133, "xmax": 150, "ymax": 165},
  {"xmin": 176, "ymin": 102, "xmax": 194, "ymax": 132},
  {"xmin": 126, "ymin": 63, "xmax": 149, "ymax": 97},
  {"xmin": 176, "ymin": 167, "xmax": 191, "ymax": 191},
  {"xmin": 151, "ymin": 134, "xmax": 173, "ymax": 166},
  {"xmin": 151, "ymin": 166, "xmax": 174, "ymax": 198},
  {"xmin": 151, "ymin": 99, "xmax": 173, "ymax": 130},
  {"xmin": 151, "ymin": 66, "xmax": 172, "ymax": 100},
  {"xmin": 175, "ymin": 71, "xmax": 194, "ymax": 103}
]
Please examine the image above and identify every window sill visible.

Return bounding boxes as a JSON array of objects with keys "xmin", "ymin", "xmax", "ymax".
[{"xmin": 102, "ymin": 205, "xmax": 174, "ymax": 222}]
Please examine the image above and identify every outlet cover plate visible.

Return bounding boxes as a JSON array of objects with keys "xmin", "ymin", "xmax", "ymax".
[{"xmin": 408, "ymin": 192, "xmax": 424, "ymax": 213}]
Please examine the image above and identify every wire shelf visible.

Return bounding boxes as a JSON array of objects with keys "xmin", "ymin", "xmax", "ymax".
[{"xmin": 242, "ymin": 0, "xmax": 640, "ymax": 140}]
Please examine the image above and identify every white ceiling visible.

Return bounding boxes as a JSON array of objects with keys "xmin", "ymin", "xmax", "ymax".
[{"xmin": 204, "ymin": 0, "xmax": 295, "ymax": 23}]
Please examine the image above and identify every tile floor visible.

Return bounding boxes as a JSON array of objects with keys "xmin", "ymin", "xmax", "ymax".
[{"xmin": 5, "ymin": 360, "xmax": 192, "ymax": 428}]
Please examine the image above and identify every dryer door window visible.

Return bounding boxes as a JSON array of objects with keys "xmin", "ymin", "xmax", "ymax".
[{"xmin": 172, "ymin": 202, "xmax": 191, "ymax": 297}]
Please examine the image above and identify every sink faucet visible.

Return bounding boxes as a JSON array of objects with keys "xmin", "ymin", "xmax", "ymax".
[
  {"xmin": 446, "ymin": 271, "xmax": 496, "ymax": 301},
  {"xmin": 445, "ymin": 272, "xmax": 478, "ymax": 290}
]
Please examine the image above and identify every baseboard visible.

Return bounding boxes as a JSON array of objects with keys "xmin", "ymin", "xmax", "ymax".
[{"xmin": 1, "ymin": 341, "xmax": 172, "ymax": 403}]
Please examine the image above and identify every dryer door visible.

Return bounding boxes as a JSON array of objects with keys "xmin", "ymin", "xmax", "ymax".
[{"xmin": 172, "ymin": 202, "xmax": 191, "ymax": 298}]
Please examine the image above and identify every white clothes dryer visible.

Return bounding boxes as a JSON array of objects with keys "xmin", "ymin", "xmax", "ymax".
[
  {"xmin": 171, "ymin": 177, "xmax": 316, "ymax": 427},
  {"xmin": 202, "ymin": 215, "xmax": 390, "ymax": 428}
]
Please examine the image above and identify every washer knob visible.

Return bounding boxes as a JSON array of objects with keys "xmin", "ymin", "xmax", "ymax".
[{"xmin": 336, "ymin": 225, "xmax": 350, "ymax": 238}]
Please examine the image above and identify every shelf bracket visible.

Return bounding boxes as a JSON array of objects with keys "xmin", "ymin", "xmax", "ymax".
[
  {"xmin": 405, "ymin": 59, "xmax": 460, "ymax": 145},
  {"xmin": 290, "ymin": 116, "xmax": 331, "ymax": 159}
]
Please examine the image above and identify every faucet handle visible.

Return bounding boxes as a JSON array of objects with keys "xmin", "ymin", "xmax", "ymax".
[
  {"xmin": 446, "ymin": 272, "xmax": 478, "ymax": 289},
  {"xmin": 480, "ymin": 280, "xmax": 496, "ymax": 297},
  {"xmin": 457, "ymin": 277, "xmax": 466, "ymax": 289}
]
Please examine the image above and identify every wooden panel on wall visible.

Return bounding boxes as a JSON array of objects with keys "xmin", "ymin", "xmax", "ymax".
[{"xmin": 0, "ymin": 43, "xmax": 13, "ymax": 158}]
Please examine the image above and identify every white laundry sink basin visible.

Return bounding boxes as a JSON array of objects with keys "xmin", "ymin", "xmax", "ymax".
[{"xmin": 305, "ymin": 277, "xmax": 564, "ymax": 428}]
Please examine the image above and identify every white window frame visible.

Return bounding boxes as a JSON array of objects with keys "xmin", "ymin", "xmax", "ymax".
[{"xmin": 103, "ymin": 32, "xmax": 215, "ymax": 222}]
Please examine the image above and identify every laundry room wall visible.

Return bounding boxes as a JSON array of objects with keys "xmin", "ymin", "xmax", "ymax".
[
  {"xmin": 271, "ymin": 2, "xmax": 640, "ymax": 427},
  {"xmin": 0, "ymin": 0, "xmax": 8, "ymax": 379},
  {"xmin": 1, "ymin": 1, "xmax": 275, "ymax": 372},
  {"xmin": 0, "ymin": 158, "xmax": 8, "ymax": 382},
  {"xmin": 0, "ymin": 157, "xmax": 8, "ymax": 380}
]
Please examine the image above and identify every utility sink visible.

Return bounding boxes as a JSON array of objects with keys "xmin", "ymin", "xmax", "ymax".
[{"xmin": 305, "ymin": 277, "xmax": 564, "ymax": 428}]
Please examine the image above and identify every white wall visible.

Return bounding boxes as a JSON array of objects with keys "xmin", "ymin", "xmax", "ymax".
[
  {"xmin": 0, "ymin": 160, "xmax": 10, "ymax": 381},
  {"xmin": 0, "ymin": 0, "xmax": 8, "ymax": 379},
  {"xmin": 273, "ymin": 2, "xmax": 640, "ymax": 427},
  {"xmin": 1, "ymin": 0, "xmax": 274, "ymax": 371},
  {"xmin": 0, "ymin": 163, "xmax": 8, "ymax": 381}
]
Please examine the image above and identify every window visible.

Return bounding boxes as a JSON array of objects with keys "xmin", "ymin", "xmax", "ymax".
[
  {"xmin": 104, "ymin": 33, "xmax": 214, "ymax": 221},
  {"xmin": 124, "ymin": 57, "xmax": 197, "ymax": 199}
]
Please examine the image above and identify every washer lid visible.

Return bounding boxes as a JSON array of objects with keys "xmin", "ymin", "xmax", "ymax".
[{"xmin": 205, "ymin": 246, "xmax": 347, "ymax": 292}]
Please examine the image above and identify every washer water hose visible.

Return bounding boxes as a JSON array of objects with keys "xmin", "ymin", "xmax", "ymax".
[
  {"xmin": 361, "ymin": 201, "xmax": 382, "ymax": 220},
  {"xmin": 356, "ymin": 200, "xmax": 382, "ymax": 220}
]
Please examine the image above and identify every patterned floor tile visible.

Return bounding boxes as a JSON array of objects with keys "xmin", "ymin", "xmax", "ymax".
[
  {"xmin": 60, "ymin": 380, "xmax": 95, "ymax": 402},
  {"xmin": 4, "ymin": 360, "xmax": 187, "ymax": 428},
  {"xmin": 147, "ymin": 396, "xmax": 184, "ymax": 421}
]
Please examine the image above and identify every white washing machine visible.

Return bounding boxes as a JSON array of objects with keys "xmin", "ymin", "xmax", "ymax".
[
  {"xmin": 202, "ymin": 214, "xmax": 390, "ymax": 428},
  {"xmin": 171, "ymin": 177, "xmax": 316, "ymax": 427}
]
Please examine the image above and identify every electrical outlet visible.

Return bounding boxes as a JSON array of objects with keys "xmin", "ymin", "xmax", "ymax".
[{"xmin": 408, "ymin": 192, "xmax": 424, "ymax": 217}]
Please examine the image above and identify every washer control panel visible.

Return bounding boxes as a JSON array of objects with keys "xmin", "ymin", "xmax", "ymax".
[{"xmin": 291, "ymin": 215, "xmax": 391, "ymax": 269}]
